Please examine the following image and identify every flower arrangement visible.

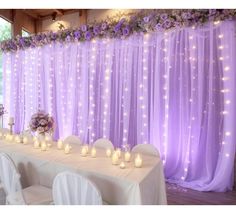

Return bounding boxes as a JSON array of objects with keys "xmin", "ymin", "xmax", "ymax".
[
  {"xmin": 0, "ymin": 104, "xmax": 6, "ymax": 117},
  {"xmin": 29, "ymin": 110, "xmax": 54, "ymax": 134},
  {"xmin": 0, "ymin": 9, "xmax": 236, "ymax": 52}
]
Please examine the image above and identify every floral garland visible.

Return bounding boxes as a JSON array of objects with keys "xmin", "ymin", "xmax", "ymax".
[{"xmin": 1, "ymin": 9, "xmax": 236, "ymax": 52}]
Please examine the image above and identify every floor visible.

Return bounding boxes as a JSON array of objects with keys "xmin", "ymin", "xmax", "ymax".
[{"xmin": 166, "ymin": 183, "xmax": 236, "ymax": 205}]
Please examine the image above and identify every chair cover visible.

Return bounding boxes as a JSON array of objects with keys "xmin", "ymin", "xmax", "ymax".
[
  {"xmin": 0, "ymin": 153, "xmax": 24, "ymax": 204},
  {"xmin": 131, "ymin": 144, "xmax": 160, "ymax": 157},
  {"xmin": 64, "ymin": 135, "xmax": 82, "ymax": 145},
  {"xmin": 52, "ymin": 171, "xmax": 102, "ymax": 205},
  {"xmin": 93, "ymin": 138, "xmax": 114, "ymax": 150},
  {"xmin": 0, "ymin": 183, "xmax": 6, "ymax": 205}
]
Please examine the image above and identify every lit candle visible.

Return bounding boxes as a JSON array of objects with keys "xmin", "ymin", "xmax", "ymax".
[
  {"xmin": 120, "ymin": 161, "xmax": 125, "ymax": 169},
  {"xmin": 85, "ymin": 145, "xmax": 89, "ymax": 153},
  {"xmin": 8, "ymin": 117, "xmax": 14, "ymax": 124},
  {"xmin": 91, "ymin": 147, "xmax": 96, "ymax": 158},
  {"xmin": 134, "ymin": 154, "xmax": 143, "ymax": 168},
  {"xmin": 57, "ymin": 140, "xmax": 63, "ymax": 150},
  {"xmin": 81, "ymin": 146, "xmax": 87, "ymax": 157},
  {"xmin": 41, "ymin": 142, "xmax": 47, "ymax": 151},
  {"xmin": 112, "ymin": 152, "xmax": 119, "ymax": 165},
  {"xmin": 5, "ymin": 134, "xmax": 10, "ymax": 141},
  {"xmin": 45, "ymin": 135, "xmax": 52, "ymax": 142},
  {"xmin": 124, "ymin": 151, "xmax": 131, "ymax": 162},
  {"xmin": 64, "ymin": 144, "xmax": 72, "ymax": 154},
  {"xmin": 106, "ymin": 148, "xmax": 112, "ymax": 157},
  {"xmin": 8, "ymin": 134, "xmax": 14, "ymax": 142},
  {"xmin": 15, "ymin": 135, "xmax": 21, "ymax": 143},
  {"xmin": 33, "ymin": 136, "xmax": 38, "ymax": 142},
  {"xmin": 0, "ymin": 132, "xmax": 2, "ymax": 138},
  {"xmin": 116, "ymin": 148, "xmax": 121, "ymax": 158},
  {"xmin": 34, "ymin": 140, "xmax": 40, "ymax": 149}
]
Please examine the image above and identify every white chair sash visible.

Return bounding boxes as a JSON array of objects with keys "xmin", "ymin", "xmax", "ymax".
[{"xmin": 64, "ymin": 135, "xmax": 82, "ymax": 145}]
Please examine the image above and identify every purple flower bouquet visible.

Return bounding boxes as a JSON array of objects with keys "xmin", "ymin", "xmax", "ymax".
[{"xmin": 29, "ymin": 110, "xmax": 54, "ymax": 134}]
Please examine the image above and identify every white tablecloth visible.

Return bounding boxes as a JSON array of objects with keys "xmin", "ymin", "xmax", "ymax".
[{"xmin": 0, "ymin": 139, "xmax": 167, "ymax": 205}]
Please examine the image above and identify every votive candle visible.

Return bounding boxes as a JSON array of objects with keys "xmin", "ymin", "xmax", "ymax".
[
  {"xmin": 23, "ymin": 137, "xmax": 28, "ymax": 144},
  {"xmin": 57, "ymin": 140, "xmax": 63, "ymax": 150},
  {"xmin": 112, "ymin": 152, "xmax": 119, "ymax": 165},
  {"xmin": 134, "ymin": 154, "xmax": 143, "ymax": 168},
  {"xmin": 91, "ymin": 147, "xmax": 96, "ymax": 158},
  {"xmin": 120, "ymin": 161, "xmax": 126, "ymax": 169},
  {"xmin": 124, "ymin": 151, "xmax": 131, "ymax": 162},
  {"xmin": 34, "ymin": 140, "xmax": 40, "ymax": 149},
  {"xmin": 81, "ymin": 146, "xmax": 87, "ymax": 157},
  {"xmin": 106, "ymin": 148, "xmax": 112, "ymax": 157},
  {"xmin": 41, "ymin": 142, "xmax": 47, "ymax": 151},
  {"xmin": 64, "ymin": 144, "xmax": 72, "ymax": 154}
]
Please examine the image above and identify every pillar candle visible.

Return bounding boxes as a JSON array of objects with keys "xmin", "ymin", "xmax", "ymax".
[
  {"xmin": 91, "ymin": 147, "xmax": 96, "ymax": 158},
  {"xmin": 112, "ymin": 152, "xmax": 119, "ymax": 165},
  {"xmin": 124, "ymin": 151, "xmax": 131, "ymax": 162},
  {"xmin": 34, "ymin": 140, "xmax": 40, "ymax": 149},
  {"xmin": 81, "ymin": 146, "xmax": 87, "ymax": 157},
  {"xmin": 23, "ymin": 137, "xmax": 28, "ymax": 144},
  {"xmin": 134, "ymin": 154, "xmax": 143, "ymax": 168},
  {"xmin": 120, "ymin": 161, "xmax": 126, "ymax": 169},
  {"xmin": 116, "ymin": 148, "xmax": 121, "ymax": 158},
  {"xmin": 106, "ymin": 148, "xmax": 112, "ymax": 157},
  {"xmin": 64, "ymin": 144, "xmax": 72, "ymax": 154},
  {"xmin": 41, "ymin": 142, "xmax": 47, "ymax": 151},
  {"xmin": 15, "ymin": 135, "xmax": 21, "ymax": 143},
  {"xmin": 57, "ymin": 140, "xmax": 63, "ymax": 150}
]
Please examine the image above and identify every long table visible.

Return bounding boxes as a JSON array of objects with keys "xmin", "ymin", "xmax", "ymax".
[{"xmin": 0, "ymin": 138, "xmax": 167, "ymax": 205}]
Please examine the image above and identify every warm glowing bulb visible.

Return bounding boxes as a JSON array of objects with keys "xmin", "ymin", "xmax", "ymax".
[{"xmin": 225, "ymin": 132, "xmax": 231, "ymax": 136}]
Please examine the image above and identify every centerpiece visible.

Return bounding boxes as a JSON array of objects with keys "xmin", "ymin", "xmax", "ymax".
[{"xmin": 29, "ymin": 110, "xmax": 54, "ymax": 141}]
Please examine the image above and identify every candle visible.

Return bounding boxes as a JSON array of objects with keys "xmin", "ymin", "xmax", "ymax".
[
  {"xmin": 64, "ymin": 144, "xmax": 72, "ymax": 154},
  {"xmin": 8, "ymin": 117, "xmax": 14, "ymax": 124},
  {"xmin": 124, "ymin": 151, "xmax": 131, "ymax": 162},
  {"xmin": 15, "ymin": 135, "xmax": 21, "ymax": 143},
  {"xmin": 106, "ymin": 148, "xmax": 112, "ymax": 157},
  {"xmin": 45, "ymin": 135, "xmax": 52, "ymax": 142},
  {"xmin": 91, "ymin": 147, "xmax": 96, "ymax": 158},
  {"xmin": 85, "ymin": 145, "xmax": 89, "ymax": 153},
  {"xmin": 81, "ymin": 146, "xmax": 87, "ymax": 157},
  {"xmin": 134, "ymin": 154, "xmax": 143, "ymax": 168},
  {"xmin": 120, "ymin": 161, "xmax": 126, "ymax": 169},
  {"xmin": 0, "ymin": 132, "xmax": 2, "ymax": 138},
  {"xmin": 34, "ymin": 140, "xmax": 40, "ymax": 149},
  {"xmin": 33, "ymin": 136, "xmax": 38, "ymax": 142},
  {"xmin": 57, "ymin": 140, "xmax": 63, "ymax": 150},
  {"xmin": 116, "ymin": 148, "xmax": 121, "ymax": 158},
  {"xmin": 41, "ymin": 142, "xmax": 47, "ymax": 151},
  {"xmin": 8, "ymin": 134, "xmax": 14, "ymax": 142},
  {"xmin": 23, "ymin": 137, "xmax": 28, "ymax": 144},
  {"xmin": 112, "ymin": 152, "xmax": 119, "ymax": 165}
]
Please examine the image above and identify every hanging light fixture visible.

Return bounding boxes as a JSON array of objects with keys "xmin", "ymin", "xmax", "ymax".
[{"xmin": 52, "ymin": 12, "xmax": 57, "ymax": 21}]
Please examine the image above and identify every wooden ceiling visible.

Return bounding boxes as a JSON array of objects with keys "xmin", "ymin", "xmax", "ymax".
[{"xmin": 22, "ymin": 9, "xmax": 85, "ymax": 20}]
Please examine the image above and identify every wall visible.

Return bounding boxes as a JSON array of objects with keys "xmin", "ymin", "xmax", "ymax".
[
  {"xmin": 87, "ymin": 9, "xmax": 137, "ymax": 23},
  {"xmin": 42, "ymin": 11, "xmax": 80, "ymax": 32}
]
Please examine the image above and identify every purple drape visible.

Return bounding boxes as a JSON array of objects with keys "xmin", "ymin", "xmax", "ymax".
[{"xmin": 3, "ymin": 20, "xmax": 236, "ymax": 191}]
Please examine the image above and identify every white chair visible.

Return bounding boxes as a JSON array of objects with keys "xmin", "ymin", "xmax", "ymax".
[
  {"xmin": 52, "ymin": 171, "xmax": 103, "ymax": 205},
  {"xmin": 0, "ymin": 153, "xmax": 53, "ymax": 205},
  {"xmin": 131, "ymin": 144, "xmax": 160, "ymax": 157},
  {"xmin": 64, "ymin": 135, "xmax": 82, "ymax": 145},
  {"xmin": 93, "ymin": 138, "xmax": 114, "ymax": 150},
  {"xmin": 0, "ymin": 182, "xmax": 6, "ymax": 205}
]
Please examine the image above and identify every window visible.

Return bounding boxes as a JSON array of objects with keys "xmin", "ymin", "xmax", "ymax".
[
  {"xmin": 22, "ymin": 29, "xmax": 30, "ymax": 37},
  {"xmin": 0, "ymin": 17, "xmax": 12, "ymax": 103}
]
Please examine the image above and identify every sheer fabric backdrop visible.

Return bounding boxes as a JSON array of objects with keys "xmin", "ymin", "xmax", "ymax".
[{"xmin": 3, "ymin": 21, "xmax": 236, "ymax": 191}]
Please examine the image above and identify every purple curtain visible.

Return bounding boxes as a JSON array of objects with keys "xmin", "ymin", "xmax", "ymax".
[{"xmin": 3, "ymin": 20, "xmax": 236, "ymax": 191}]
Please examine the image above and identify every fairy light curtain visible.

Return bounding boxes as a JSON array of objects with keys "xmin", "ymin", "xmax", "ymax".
[{"xmin": 2, "ymin": 20, "xmax": 236, "ymax": 191}]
